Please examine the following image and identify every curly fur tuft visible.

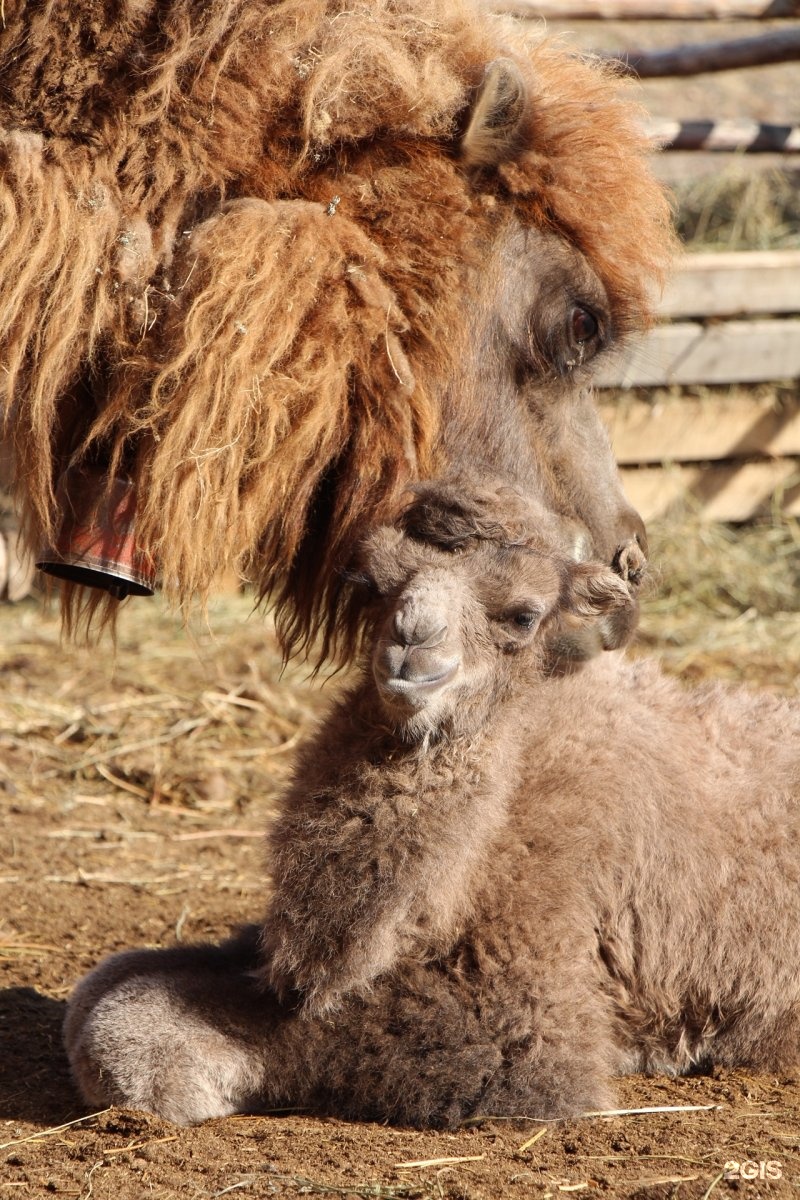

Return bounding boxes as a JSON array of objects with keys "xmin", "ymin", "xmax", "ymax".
[{"xmin": 399, "ymin": 475, "xmax": 556, "ymax": 551}]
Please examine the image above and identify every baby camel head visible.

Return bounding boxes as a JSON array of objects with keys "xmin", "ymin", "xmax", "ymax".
[{"xmin": 352, "ymin": 481, "xmax": 637, "ymax": 741}]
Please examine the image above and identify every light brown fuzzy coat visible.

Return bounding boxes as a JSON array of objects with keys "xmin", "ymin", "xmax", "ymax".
[{"xmin": 65, "ymin": 494, "xmax": 800, "ymax": 1127}]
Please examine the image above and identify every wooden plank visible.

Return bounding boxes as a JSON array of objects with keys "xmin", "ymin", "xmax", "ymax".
[
  {"xmin": 619, "ymin": 460, "xmax": 800, "ymax": 522},
  {"xmin": 596, "ymin": 319, "xmax": 800, "ymax": 388},
  {"xmin": 488, "ymin": 0, "xmax": 800, "ymax": 17},
  {"xmin": 606, "ymin": 28, "xmax": 800, "ymax": 77},
  {"xmin": 647, "ymin": 118, "xmax": 800, "ymax": 153},
  {"xmin": 660, "ymin": 251, "xmax": 800, "ymax": 319},
  {"xmin": 601, "ymin": 393, "xmax": 800, "ymax": 464}
]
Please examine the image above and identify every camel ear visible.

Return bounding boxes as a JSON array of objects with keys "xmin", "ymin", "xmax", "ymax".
[
  {"xmin": 565, "ymin": 562, "xmax": 640, "ymax": 651},
  {"xmin": 460, "ymin": 59, "xmax": 530, "ymax": 169}
]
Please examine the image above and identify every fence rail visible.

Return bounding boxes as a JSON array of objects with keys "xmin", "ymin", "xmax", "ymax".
[
  {"xmin": 599, "ymin": 319, "xmax": 800, "ymax": 388},
  {"xmin": 600, "ymin": 251, "xmax": 800, "ymax": 521},
  {"xmin": 605, "ymin": 27, "xmax": 800, "ymax": 75},
  {"xmin": 615, "ymin": 460, "xmax": 800, "ymax": 522},
  {"xmin": 489, "ymin": 1, "xmax": 800, "ymax": 18},
  {"xmin": 648, "ymin": 118, "xmax": 800, "ymax": 151},
  {"xmin": 599, "ymin": 250, "xmax": 800, "ymax": 388},
  {"xmin": 657, "ymin": 250, "xmax": 800, "ymax": 317}
]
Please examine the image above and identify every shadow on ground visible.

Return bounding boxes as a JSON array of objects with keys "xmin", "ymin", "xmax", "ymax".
[{"xmin": 0, "ymin": 987, "xmax": 83, "ymax": 1125}]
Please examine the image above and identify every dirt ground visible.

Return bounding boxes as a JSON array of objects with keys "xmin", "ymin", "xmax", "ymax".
[{"xmin": 2, "ymin": 511, "xmax": 800, "ymax": 1200}]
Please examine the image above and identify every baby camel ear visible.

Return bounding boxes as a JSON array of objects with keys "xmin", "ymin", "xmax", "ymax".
[
  {"xmin": 566, "ymin": 563, "xmax": 639, "ymax": 651},
  {"xmin": 460, "ymin": 59, "xmax": 530, "ymax": 170}
]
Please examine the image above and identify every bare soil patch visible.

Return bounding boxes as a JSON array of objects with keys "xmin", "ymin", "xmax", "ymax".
[{"xmin": 2, "ymin": 515, "xmax": 799, "ymax": 1199}]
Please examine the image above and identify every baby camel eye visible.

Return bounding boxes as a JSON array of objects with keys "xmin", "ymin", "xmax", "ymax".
[
  {"xmin": 511, "ymin": 609, "xmax": 540, "ymax": 631},
  {"xmin": 571, "ymin": 305, "xmax": 598, "ymax": 343}
]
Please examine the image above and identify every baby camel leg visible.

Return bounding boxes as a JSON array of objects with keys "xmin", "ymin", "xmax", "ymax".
[
  {"xmin": 465, "ymin": 956, "xmax": 618, "ymax": 1122},
  {"xmin": 64, "ymin": 930, "xmax": 509, "ymax": 1128},
  {"xmin": 65, "ymin": 928, "xmax": 614, "ymax": 1128},
  {"xmin": 64, "ymin": 930, "xmax": 278, "ymax": 1126},
  {"xmin": 333, "ymin": 980, "xmax": 616, "ymax": 1127}
]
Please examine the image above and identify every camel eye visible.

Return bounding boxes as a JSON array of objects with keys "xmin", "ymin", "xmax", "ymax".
[
  {"xmin": 571, "ymin": 305, "xmax": 598, "ymax": 343},
  {"xmin": 494, "ymin": 604, "xmax": 542, "ymax": 649}
]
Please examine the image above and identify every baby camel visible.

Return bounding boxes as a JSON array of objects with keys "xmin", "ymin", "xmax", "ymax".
[
  {"xmin": 65, "ymin": 484, "xmax": 800, "ymax": 1127},
  {"xmin": 260, "ymin": 480, "xmax": 638, "ymax": 1012}
]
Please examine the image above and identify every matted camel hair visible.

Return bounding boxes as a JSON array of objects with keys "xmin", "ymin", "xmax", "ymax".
[{"xmin": 0, "ymin": 0, "xmax": 672, "ymax": 658}]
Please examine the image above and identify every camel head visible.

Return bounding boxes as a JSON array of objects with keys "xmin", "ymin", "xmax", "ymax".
[
  {"xmin": 354, "ymin": 481, "xmax": 637, "ymax": 740},
  {"xmin": 0, "ymin": 9, "xmax": 669, "ymax": 663}
]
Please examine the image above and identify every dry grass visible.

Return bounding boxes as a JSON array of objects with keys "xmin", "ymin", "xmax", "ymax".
[
  {"xmin": 0, "ymin": 593, "xmax": 346, "ymax": 897},
  {"xmin": 0, "ymin": 591, "xmax": 336, "ymax": 797},
  {"xmin": 635, "ymin": 510, "xmax": 800, "ymax": 690},
  {"xmin": 674, "ymin": 164, "xmax": 800, "ymax": 252}
]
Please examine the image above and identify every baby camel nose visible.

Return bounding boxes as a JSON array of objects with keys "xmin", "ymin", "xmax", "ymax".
[
  {"xmin": 375, "ymin": 596, "xmax": 460, "ymax": 706},
  {"xmin": 392, "ymin": 603, "xmax": 448, "ymax": 649}
]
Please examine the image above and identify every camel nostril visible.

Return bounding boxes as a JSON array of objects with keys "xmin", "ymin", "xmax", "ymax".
[
  {"xmin": 392, "ymin": 607, "xmax": 449, "ymax": 649},
  {"xmin": 612, "ymin": 510, "xmax": 648, "ymax": 557},
  {"xmin": 634, "ymin": 525, "xmax": 648, "ymax": 559},
  {"xmin": 417, "ymin": 622, "xmax": 448, "ymax": 649}
]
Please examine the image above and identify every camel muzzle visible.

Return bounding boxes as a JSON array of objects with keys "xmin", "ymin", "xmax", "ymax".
[{"xmin": 372, "ymin": 584, "xmax": 465, "ymax": 710}]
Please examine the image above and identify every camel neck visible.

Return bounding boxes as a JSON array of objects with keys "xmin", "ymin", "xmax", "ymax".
[{"xmin": 344, "ymin": 678, "xmax": 523, "ymax": 798}]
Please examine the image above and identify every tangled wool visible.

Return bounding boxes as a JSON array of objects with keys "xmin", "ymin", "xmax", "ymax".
[{"xmin": 0, "ymin": 0, "xmax": 672, "ymax": 656}]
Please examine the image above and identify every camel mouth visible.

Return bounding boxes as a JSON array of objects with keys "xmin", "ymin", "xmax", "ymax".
[{"xmin": 377, "ymin": 660, "xmax": 460, "ymax": 707}]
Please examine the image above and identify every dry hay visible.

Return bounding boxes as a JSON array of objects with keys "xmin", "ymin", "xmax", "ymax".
[
  {"xmin": 635, "ymin": 510, "xmax": 800, "ymax": 691},
  {"xmin": 0, "ymin": 594, "xmax": 345, "ymax": 900},
  {"xmin": 674, "ymin": 163, "xmax": 800, "ymax": 253}
]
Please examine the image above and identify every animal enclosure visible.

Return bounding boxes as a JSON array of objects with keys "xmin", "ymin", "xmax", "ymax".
[
  {"xmin": 524, "ymin": 2, "xmax": 800, "ymax": 524},
  {"xmin": 1, "ymin": 4, "xmax": 799, "ymax": 1200}
]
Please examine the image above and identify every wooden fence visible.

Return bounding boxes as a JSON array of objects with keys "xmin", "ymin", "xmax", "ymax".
[
  {"xmin": 487, "ymin": 2, "xmax": 800, "ymax": 520},
  {"xmin": 599, "ymin": 251, "xmax": 800, "ymax": 521},
  {"xmin": 490, "ymin": 2, "xmax": 799, "ymax": 20}
]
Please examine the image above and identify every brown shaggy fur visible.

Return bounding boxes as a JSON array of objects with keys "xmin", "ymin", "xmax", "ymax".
[
  {"xmin": 0, "ymin": 0, "xmax": 672, "ymax": 657},
  {"xmin": 65, "ymin": 485, "xmax": 800, "ymax": 1128}
]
